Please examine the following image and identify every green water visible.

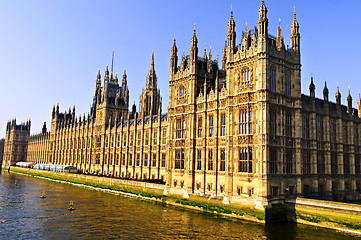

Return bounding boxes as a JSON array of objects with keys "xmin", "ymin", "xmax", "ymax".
[{"xmin": 0, "ymin": 171, "xmax": 359, "ymax": 240}]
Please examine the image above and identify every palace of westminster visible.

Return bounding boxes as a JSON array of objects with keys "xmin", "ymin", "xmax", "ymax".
[{"xmin": 1, "ymin": 1, "xmax": 361, "ymax": 206}]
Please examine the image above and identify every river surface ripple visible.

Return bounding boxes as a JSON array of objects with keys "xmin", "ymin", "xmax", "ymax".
[{"xmin": 0, "ymin": 171, "xmax": 359, "ymax": 240}]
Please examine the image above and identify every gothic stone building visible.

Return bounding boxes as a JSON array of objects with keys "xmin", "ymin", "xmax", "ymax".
[{"xmin": 3, "ymin": 1, "xmax": 361, "ymax": 207}]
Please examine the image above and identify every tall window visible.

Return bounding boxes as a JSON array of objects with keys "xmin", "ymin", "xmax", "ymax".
[
  {"xmin": 208, "ymin": 150, "xmax": 213, "ymax": 171},
  {"xmin": 144, "ymin": 154, "xmax": 148, "ymax": 166},
  {"xmin": 285, "ymin": 113, "xmax": 292, "ymax": 137},
  {"xmin": 270, "ymin": 67, "xmax": 276, "ymax": 92},
  {"xmin": 176, "ymin": 119, "xmax": 185, "ymax": 139},
  {"xmin": 331, "ymin": 152, "xmax": 337, "ymax": 174},
  {"xmin": 239, "ymin": 147, "xmax": 253, "ymax": 173},
  {"xmin": 161, "ymin": 153, "xmax": 166, "ymax": 167},
  {"xmin": 197, "ymin": 117, "xmax": 202, "ymax": 138},
  {"xmin": 317, "ymin": 151, "xmax": 325, "ymax": 174},
  {"xmin": 304, "ymin": 115, "xmax": 310, "ymax": 139},
  {"xmin": 242, "ymin": 68, "xmax": 250, "ymax": 85},
  {"xmin": 175, "ymin": 150, "xmax": 185, "ymax": 169},
  {"xmin": 239, "ymin": 108, "xmax": 253, "ymax": 134},
  {"xmin": 220, "ymin": 149, "xmax": 226, "ymax": 171},
  {"xmin": 197, "ymin": 150, "xmax": 202, "ymax": 170},
  {"xmin": 344, "ymin": 153, "xmax": 350, "ymax": 174},
  {"xmin": 270, "ymin": 148, "xmax": 277, "ymax": 174},
  {"xmin": 153, "ymin": 130, "xmax": 157, "ymax": 145},
  {"xmin": 162, "ymin": 129, "xmax": 167, "ymax": 144},
  {"xmin": 249, "ymin": 108, "xmax": 253, "ymax": 134},
  {"xmin": 123, "ymin": 134, "xmax": 127, "ymax": 146},
  {"xmin": 208, "ymin": 116, "xmax": 214, "ymax": 137},
  {"xmin": 130, "ymin": 134, "xmax": 134, "ymax": 146},
  {"xmin": 136, "ymin": 154, "xmax": 140, "ymax": 166},
  {"xmin": 285, "ymin": 73, "xmax": 291, "ymax": 96},
  {"xmin": 95, "ymin": 154, "xmax": 100, "ymax": 164},
  {"xmin": 286, "ymin": 150, "xmax": 293, "ymax": 174},
  {"xmin": 317, "ymin": 117, "xmax": 324, "ymax": 141},
  {"xmin": 145, "ymin": 132, "xmax": 149, "ymax": 145},
  {"xmin": 137, "ymin": 133, "xmax": 141, "ymax": 146},
  {"xmin": 355, "ymin": 154, "xmax": 360, "ymax": 175},
  {"xmin": 220, "ymin": 114, "xmax": 226, "ymax": 137},
  {"xmin": 179, "ymin": 86, "xmax": 185, "ymax": 97},
  {"xmin": 303, "ymin": 151, "xmax": 311, "ymax": 174},
  {"xmin": 270, "ymin": 110, "xmax": 277, "ymax": 135},
  {"xmin": 152, "ymin": 153, "xmax": 157, "ymax": 167}
]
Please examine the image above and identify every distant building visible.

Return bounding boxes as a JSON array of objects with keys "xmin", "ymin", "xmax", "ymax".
[
  {"xmin": 4, "ymin": 1, "xmax": 361, "ymax": 207},
  {"xmin": 0, "ymin": 138, "xmax": 5, "ymax": 167},
  {"xmin": 2, "ymin": 119, "xmax": 30, "ymax": 168}
]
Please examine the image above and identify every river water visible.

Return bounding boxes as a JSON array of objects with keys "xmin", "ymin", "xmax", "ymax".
[{"xmin": 0, "ymin": 171, "xmax": 359, "ymax": 240}]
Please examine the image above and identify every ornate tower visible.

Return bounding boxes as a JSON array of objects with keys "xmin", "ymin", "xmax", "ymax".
[
  {"xmin": 139, "ymin": 52, "xmax": 161, "ymax": 118},
  {"xmin": 92, "ymin": 63, "xmax": 129, "ymax": 129}
]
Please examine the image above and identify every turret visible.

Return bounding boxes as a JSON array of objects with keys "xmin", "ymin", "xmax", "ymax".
[
  {"xmin": 358, "ymin": 92, "xmax": 361, "ymax": 118},
  {"xmin": 170, "ymin": 39, "xmax": 178, "ymax": 74},
  {"xmin": 226, "ymin": 8, "xmax": 236, "ymax": 52},
  {"xmin": 181, "ymin": 52, "xmax": 186, "ymax": 71},
  {"xmin": 309, "ymin": 75, "xmax": 315, "ymax": 98},
  {"xmin": 291, "ymin": 8, "xmax": 300, "ymax": 52},
  {"xmin": 222, "ymin": 40, "xmax": 227, "ymax": 71},
  {"xmin": 42, "ymin": 122, "xmax": 47, "ymax": 134},
  {"xmin": 207, "ymin": 47, "xmax": 212, "ymax": 71},
  {"xmin": 190, "ymin": 26, "xmax": 198, "ymax": 73},
  {"xmin": 323, "ymin": 82, "xmax": 329, "ymax": 102},
  {"xmin": 336, "ymin": 84, "xmax": 341, "ymax": 106},
  {"xmin": 347, "ymin": 88, "xmax": 352, "ymax": 114},
  {"xmin": 146, "ymin": 52, "xmax": 157, "ymax": 89},
  {"xmin": 277, "ymin": 19, "xmax": 284, "ymax": 50},
  {"xmin": 104, "ymin": 65, "xmax": 109, "ymax": 83},
  {"xmin": 122, "ymin": 69, "xmax": 127, "ymax": 91},
  {"xmin": 258, "ymin": 0, "xmax": 268, "ymax": 40},
  {"xmin": 202, "ymin": 46, "xmax": 207, "ymax": 70}
]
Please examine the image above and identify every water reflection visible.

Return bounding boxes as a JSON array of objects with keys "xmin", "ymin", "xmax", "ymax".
[{"xmin": 0, "ymin": 172, "xmax": 359, "ymax": 240}]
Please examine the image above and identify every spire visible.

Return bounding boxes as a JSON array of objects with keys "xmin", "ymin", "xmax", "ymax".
[
  {"xmin": 222, "ymin": 40, "xmax": 227, "ymax": 71},
  {"xmin": 277, "ymin": 18, "xmax": 284, "ymax": 50},
  {"xmin": 323, "ymin": 81, "xmax": 329, "ymax": 101},
  {"xmin": 208, "ymin": 46, "xmax": 212, "ymax": 61},
  {"xmin": 104, "ymin": 65, "xmax": 109, "ymax": 82},
  {"xmin": 357, "ymin": 90, "xmax": 361, "ymax": 118},
  {"xmin": 291, "ymin": 6, "xmax": 300, "ymax": 52},
  {"xmin": 336, "ymin": 83, "xmax": 341, "ymax": 105},
  {"xmin": 146, "ymin": 52, "xmax": 157, "ymax": 89},
  {"xmin": 190, "ymin": 24, "xmax": 198, "ymax": 72},
  {"xmin": 227, "ymin": 7, "xmax": 236, "ymax": 50},
  {"xmin": 181, "ymin": 51, "xmax": 186, "ymax": 71},
  {"xmin": 97, "ymin": 69, "xmax": 101, "ymax": 81},
  {"xmin": 202, "ymin": 45, "xmax": 207, "ymax": 62},
  {"xmin": 122, "ymin": 69, "xmax": 127, "ymax": 90},
  {"xmin": 170, "ymin": 38, "xmax": 178, "ymax": 74},
  {"xmin": 191, "ymin": 24, "xmax": 198, "ymax": 47},
  {"xmin": 347, "ymin": 87, "xmax": 352, "ymax": 114},
  {"xmin": 258, "ymin": 0, "xmax": 268, "ymax": 36},
  {"xmin": 309, "ymin": 75, "xmax": 315, "ymax": 98}
]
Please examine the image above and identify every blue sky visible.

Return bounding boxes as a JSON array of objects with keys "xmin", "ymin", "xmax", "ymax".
[{"xmin": 0, "ymin": 0, "xmax": 360, "ymax": 138}]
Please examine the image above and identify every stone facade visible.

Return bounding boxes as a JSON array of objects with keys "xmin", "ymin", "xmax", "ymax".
[
  {"xmin": 4, "ymin": 1, "xmax": 361, "ymax": 206},
  {"xmin": 2, "ymin": 119, "xmax": 30, "ymax": 168},
  {"xmin": 0, "ymin": 138, "xmax": 4, "ymax": 167}
]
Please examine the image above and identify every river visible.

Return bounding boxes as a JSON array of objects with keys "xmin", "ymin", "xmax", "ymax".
[{"xmin": 0, "ymin": 171, "xmax": 359, "ymax": 240}]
